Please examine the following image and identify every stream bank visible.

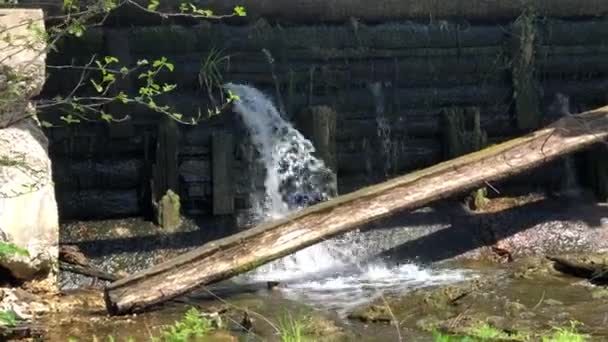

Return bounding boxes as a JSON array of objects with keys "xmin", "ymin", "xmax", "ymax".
[{"xmin": 4, "ymin": 193, "xmax": 600, "ymax": 341}]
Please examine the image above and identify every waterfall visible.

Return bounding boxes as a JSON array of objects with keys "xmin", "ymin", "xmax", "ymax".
[
  {"xmin": 226, "ymin": 83, "xmax": 357, "ymax": 279},
  {"xmin": 549, "ymin": 93, "xmax": 582, "ymax": 197},
  {"xmin": 225, "ymin": 84, "xmax": 468, "ymax": 310},
  {"xmin": 225, "ymin": 83, "xmax": 335, "ymax": 221}
]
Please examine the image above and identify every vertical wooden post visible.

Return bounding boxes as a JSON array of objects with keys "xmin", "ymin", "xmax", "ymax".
[
  {"xmin": 294, "ymin": 106, "xmax": 337, "ymax": 173},
  {"xmin": 294, "ymin": 105, "xmax": 337, "ymax": 196},
  {"xmin": 582, "ymin": 145, "xmax": 608, "ymax": 201},
  {"xmin": 441, "ymin": 107, "xmax": 487, "ymax": 159},
  {"xmin": 152, "ymin": 116, "xmax": 180, "ymax": 229},
  {"xmin": 212, "ymin": 131, "xmax": 234, "ymax": 215},
  {"xmin": 511, "ymin": 11, "xmax": 542, "ymax": 130},
  {"xmin": 441, "ymin": 106, "xmax": 489, "ymax": 209}
]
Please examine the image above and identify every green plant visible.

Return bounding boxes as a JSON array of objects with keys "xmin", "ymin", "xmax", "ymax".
[
  {"xmin": 155, "ymin": 307, "xmax": 212, "ymax": 342},
  {"xmin": 433, "ymin": 331, "xmax": 476, "ymax": 342},
  {"xmin": 198, "ymin": 48, "xmax": 231, "ymax": 112},
  {"xmin": 542, "ymin": 322, "xmax": 587, "ymax": 342},
  {"xmin": 0, "ymin": 241, "xmax": 29, "ymax": 258},
  {"xmin": 2, "ymin": 0, "xmax": 246, "ymax": 127},
  {"xmin": 0, "ymin": 310, "xmax": 20, "ymax": 327},
  {"xmin": 277, "ymin": 312, "xmax": 308, "ymax": 342}
]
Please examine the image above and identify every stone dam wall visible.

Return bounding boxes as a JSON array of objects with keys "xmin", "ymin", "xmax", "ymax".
[{"xmin": 38, "ymin": 17, "xmax": 608, "ymax": 225}]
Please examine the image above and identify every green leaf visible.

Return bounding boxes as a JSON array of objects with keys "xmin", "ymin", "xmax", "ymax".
[
  {"xmin": 152, "ymin": 58, "xmax": 165, "ymax": 68},
  {"xmin": 104, "ymin": 56, "xmax": 119, "ymax": 64},
  {"xmin": 195, "ymin": 9, "xmax": 213, "ymax": 16},
  {"xmin": 40, "ymin": 120, "xmax": 53, "ymax": 128},
  {"xmin": 164, "ymin": 62, "xmax": 174, "ymax": 72},
  {"xmin": 119, "ymin": 67, "xmax": 129, "ymax": 76},
  {"xmin": 100, "ymin": 111, "xmax": 114, "ymax": 123},
  {"xmin": 162, "ymin": 83, "xmax": 177, "ymax": 92},
  {"xmin": 234, "ymin": 5, "xmax": 246, "ymax": 17},
  {"xmin": 137, "ymin": 59, "xmax": 149, "ymax": 66},
  {"xmin": 116, "ymin": 91, "xmax": 129, "ymax": 104},
  {"xmin": 147, "ymin": 99, "xmax": 157, "ymax": 109},
  {"xmin": 102, "ymin": 73, "xmax": 116, "ymax": 83},
  {"xmin": 147, "ymin": 0, "xmax": 159, "ymax": 11},
  {"xmin": 179, "ymin": 2, "xmax": 189, "ymax": 12},
  {"xmin": 173, "ymin": 113, "xmax": 183, "ymax": 120},
  {"xmin": 60, "ymin": 115, "xmax": 81, "ymax": 124},
  {"xmin": 63, "ymin": 0, "xmax": 79, "ymax": 11},
  {"xmin": 90, "ymin": 79, "xmax": 103, "ymax": 93},
  {"xmin": 227, "ymin": 90, "xmax": 240, "ymax": 102},
  {"xmin": 103, "ymin": 0, "xmax": 118, "ymax": 11}
]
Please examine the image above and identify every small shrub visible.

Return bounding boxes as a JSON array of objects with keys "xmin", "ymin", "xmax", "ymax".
[
  {"xmin": 156, "ymin": 307, "xmax": 212, "ymax": 342},
  {"xmin": 542, "ymin": 322, "xmax": 587, "ymax": 342},
  {"xmin": 0, "ymin": 310, "xmax": 20, "ymax": 327},
  {"xmin": 278, "ymin": 312, "xmax": 308, "ymax": 342},
  {"xmin": 0, "ymin": 242, "xmax": 29, "ymax": 259}
]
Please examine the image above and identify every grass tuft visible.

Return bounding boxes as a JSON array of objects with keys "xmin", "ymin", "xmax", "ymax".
[{"xmin": 278, "ymin": 312, "xmax": 309, "ymax": 342}]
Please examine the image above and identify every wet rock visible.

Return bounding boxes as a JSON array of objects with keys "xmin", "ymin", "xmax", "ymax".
[
  {"xmin": 306, "ymin": 315, "xmax": 349, "ymax": 341},
  {"xmin": 590, "ymin": 287, "xmax": 608, "ymax": 299},
  {"xmin": 348, "ymin": 304, "xmax": 393, "ymax": 323},
  {"xmin": 519, "ymin": 311, "xmax": 536, "ymax": 320},
  {"xmin": 505, "ymin": 301, "xmax": 527, "ymax": 317},
  {"xmin": 415, "ymin": 316, "xmax": 441, "ymax": 331},
  {"xmin": 544, "ymin": 298, "xmax": 563, "ymax": 306}
]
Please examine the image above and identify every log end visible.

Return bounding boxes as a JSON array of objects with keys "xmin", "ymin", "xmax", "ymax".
[{"xmin": 103, "ymin": 288, "xmax": 122, "ymax": 316}]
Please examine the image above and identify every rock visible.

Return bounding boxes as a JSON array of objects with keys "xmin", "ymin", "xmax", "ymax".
[
  {"xmin": 591, "ymin": 288, "xmax": 608, "ymax": 299},
  {"xmin": 348, "ymin": 304, "xmax": 393, "ymax": 323},
  {"xmin": 0, "ymin": 10, "xmax": 57, "ymax": 282},
  {"xmin": 544, "ymin": 298, "xmax": 563, "ymax": 306},
  {"xmin": 0, "ymin": 118, "xmax": 57, "ymax": 281},
  {"xmin": 505, "ymin": 301, "xmax": 527, "ymax": 316},
  {"xmin": 59, "ymin": 245, "xmax": 89, "ymax": 266}
]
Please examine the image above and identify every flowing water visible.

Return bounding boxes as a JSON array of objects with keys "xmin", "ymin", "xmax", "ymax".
[{"xmin": 225, "ymin": 83, "xmax": 468, "ymax": 315}]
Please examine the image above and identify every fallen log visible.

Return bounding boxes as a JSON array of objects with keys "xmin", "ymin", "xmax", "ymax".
[
  {"xmin": 105, "ymin": 105, "xmax": 608, "ymax": 315},
  {"xmin": 547, "ymin": 255, "xmax": 608, "ymax": 283}
]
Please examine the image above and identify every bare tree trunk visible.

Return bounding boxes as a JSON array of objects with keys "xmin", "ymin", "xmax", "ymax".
[{"xmin": 105, "ymin": 106, "xmax": 608, "ymax": 315}]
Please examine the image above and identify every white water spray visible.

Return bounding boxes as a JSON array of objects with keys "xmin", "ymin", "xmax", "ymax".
[
  {"xmin": 226, "ymin": 83, "xmax": 335, "ymax": 220},
  {"xmin": 226, "ymin": 83, "xmax": 468, "ymax": 312}
]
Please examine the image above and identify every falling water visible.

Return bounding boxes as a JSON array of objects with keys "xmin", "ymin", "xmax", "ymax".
[
  {"xmin": 550, "ymin": 93, "xmax": 582, "ymax": 197},
  {"xmin": 226, "ymin": 83, "xmax": 468, "ymax": 314},
  {"xmin": 225, "ymin": 83, "xmax": 335, "ymax": 220},
  {"xmin": 226, "ymin": 83, "xmax": 352, "ymax": 276},
  {"xmin": 369, "ymin": 82, "xmax": 394, "ymax": 177}
]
